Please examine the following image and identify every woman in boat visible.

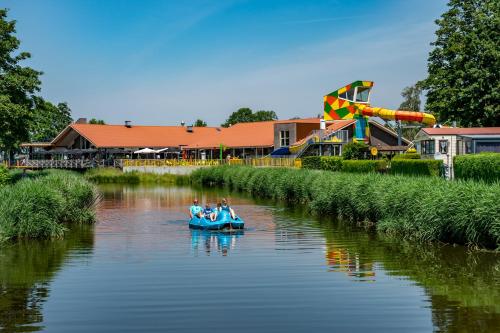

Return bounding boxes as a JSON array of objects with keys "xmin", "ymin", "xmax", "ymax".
[
  {"xmin": 189, "ymin": 199, "xmax": 202, "ymax": 218},
  {"xmin": 221, "ymin": 198, "xmax": 236, "ymax": 219}
]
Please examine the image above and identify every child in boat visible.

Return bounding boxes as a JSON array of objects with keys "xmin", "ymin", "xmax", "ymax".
[
  {"xmin": 203, "ymin": 203, "xmax": 216, "ymax": 222},
  {"xmin": 189, "ymin": 199, "xmax": 202, "ymax": 218},
  {"xmin": 221, "ymin": 198, "xmax": 236, "ymax": 219}
]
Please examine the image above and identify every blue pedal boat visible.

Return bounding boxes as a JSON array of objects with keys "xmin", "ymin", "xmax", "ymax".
[{"xmin": 189, "ymin": 210, "xmax": 244, "ymax": 230}]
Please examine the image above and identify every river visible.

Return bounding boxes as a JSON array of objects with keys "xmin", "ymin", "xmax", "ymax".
[{"xmin": 0, "ymin": 184, "xmax": 498, "ymax": 332}]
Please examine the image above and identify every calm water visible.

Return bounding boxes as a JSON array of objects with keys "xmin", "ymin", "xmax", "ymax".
[{"xmin": 1, "ymin": 185, "xmax": 499, "ymax": 333}]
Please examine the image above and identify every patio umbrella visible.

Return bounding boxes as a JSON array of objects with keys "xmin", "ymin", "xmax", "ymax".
[{"xmin": 134, "ymin": 148, "xmax": 156, "ymax": 154}]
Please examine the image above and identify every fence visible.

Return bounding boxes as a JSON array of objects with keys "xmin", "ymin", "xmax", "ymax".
[
  {"xmin": 13, "ymin": 158, "xmax": 302, "ymax": 170},
  {"xmin": 121, "ymin": 158, "xmax": 302, "ymax": 168}
]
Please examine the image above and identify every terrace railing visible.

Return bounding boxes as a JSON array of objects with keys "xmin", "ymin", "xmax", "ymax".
[
  {"xmin": 21, "ymin": 159, "xmax": 98, "ymax": 169},
  {"xmin": 15, "ymin": 158, "xmax": 302, "ymax": 170},
  {"xmin": 120, "ymin": 158, "xmax": 302, "ymax": 168}
]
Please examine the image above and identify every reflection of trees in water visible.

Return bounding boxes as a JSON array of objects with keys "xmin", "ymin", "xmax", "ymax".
[
  {"xmin": 314, "ymin": 219, "xmax": 500, "ymax": 332},
  {"xmin": 0, "ymin": 225, "xmax": 94, "ymax": 332}
]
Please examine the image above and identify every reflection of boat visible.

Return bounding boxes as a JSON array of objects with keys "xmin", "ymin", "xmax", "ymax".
[
  {"xmin": 190, "ymin": 229, "xmax": 244, "ymax": 255},
  {"xmin": 189, "ymin": 210, "xmax": 244, "ymax": 230}
]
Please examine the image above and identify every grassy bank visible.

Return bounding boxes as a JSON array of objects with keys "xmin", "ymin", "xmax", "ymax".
[
  {"xmin": 85, "ymin": 167, "xmax": 189, "ymax": 185},
  {"xmin": 191, "ymin": 166, "xmax": 500, "ymax": 249},
  {"xmin": 0, "ymin": 170, "xmax": 100, "ymax": 242}
]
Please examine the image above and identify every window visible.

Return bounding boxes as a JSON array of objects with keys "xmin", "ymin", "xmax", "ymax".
[
  {"xmin": 465, "ymin": 141, "xmax": 473, "ymax": 154},
  {"xmin": 346, "ymin": 88, "xmax": 355, "ymax": 101},
  {"xmin": 421, "ymin": 140, "xmax": 435, "ymax": 155},
  {"xmin": 355, "ymin": 87, "xmax": 370, "ymax": 103},
  {"xmin": 439, "ymin": 140, "xmax": 448, "ymax": 154},
  {"xmin": 280, "ymin": 130, "xmax": 290, "ymax": 147}
]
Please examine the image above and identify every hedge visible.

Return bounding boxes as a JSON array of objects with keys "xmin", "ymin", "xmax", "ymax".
[
  {"xmin": 454, "ymin": 153, "xmax": 500, "ymax": 183},
  {"xmin": 390, "ymin": 159, "xmax": 443, "ymax": 177},
  {"xmin": 303, "ymin": 156, "xmax": 386, "ymax": 173},
  {"xmin": 393, "ymin": 153, "xmax": 421, "ymax": 159}
]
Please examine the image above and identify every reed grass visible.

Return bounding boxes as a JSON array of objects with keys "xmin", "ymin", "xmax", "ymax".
[
  {"xmin": 191, "ymin": 166, "xmax": 500, "ymax": 249},
  {"xmin": 84, "ymin": 167, "xmax": 189, "ymax": 185},
  {"xmin": 0, "ymin": 170, "xmax": 100, "ymax": 242}
]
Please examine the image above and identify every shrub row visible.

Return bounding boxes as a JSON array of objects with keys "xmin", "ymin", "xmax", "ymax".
[
  {"xmin": 302, "ymin": 156, "xmax": 387, "ymax": 173},
  {"xmin": 454, "ymin": 153, "xmax": 500, "ymax": 183},
  {"xmin": 191, "ymin": 166, "xmax": 500, "ymax": 249},
  {"xmin": 390, "ymin": 159, "xmax": 443, "ymax": 177},
  {"xmin": 0, "ymin": 170, "xmax": 100, "ymax": 242},
  {"xmin": 393, "ymin": 153, "xmax": 421, "ymax": 159}
]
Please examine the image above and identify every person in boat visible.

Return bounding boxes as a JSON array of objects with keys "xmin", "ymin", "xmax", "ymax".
[
  {"xmin": 189, "ymin": 199, "xmax": 202, "ymax": 219},
  {"xmin": 221, "ymin": 198, "xmax": 236, "ymax": 219},
  {"xmin": 203, "ymin": 203, "xmax": 216, "ymax": 222}
]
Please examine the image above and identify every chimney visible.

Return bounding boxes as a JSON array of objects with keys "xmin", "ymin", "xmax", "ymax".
[
  {"xmin": 125, "ymin": 120, "xmax": 132, "ymax": 128},
  {"xmin": 75, "ymin": 118, "xmax": 87, "ymax": 124},
  {"xmin": 186, "ymin": 125, "xmax": 193, "ymax": 133}
]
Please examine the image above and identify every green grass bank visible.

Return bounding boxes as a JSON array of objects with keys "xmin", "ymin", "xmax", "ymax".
[
  {"xmin": 191, "ymin": 166, "xmax": 500, "ymax": 249},
  {"xmin": 0, "ymin": 170, "xmax": 100, "ymax": 242},
  {"xmin": 85, "ymin": 167, "xmax": 189, "ymax": 185}
]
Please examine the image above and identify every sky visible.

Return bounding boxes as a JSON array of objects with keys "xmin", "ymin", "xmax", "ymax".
[{"xmin": 3, "ymin": 0, "xmax": 447, "ymax": 126}]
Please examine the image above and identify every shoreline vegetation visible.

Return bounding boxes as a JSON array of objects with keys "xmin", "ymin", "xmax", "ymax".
[
  {"xmin": 0, "ymin": 169, "xmax": 100, "ymax": 243},
  {"xmin": 190, "ymin": 166, "xmax": 500, "ymax": 250},
  {"xmin": 84, "ymin": 167, "xmax": 189, "ymax": 185}
]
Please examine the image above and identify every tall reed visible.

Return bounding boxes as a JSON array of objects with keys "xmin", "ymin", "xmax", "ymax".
[
  {"xmin": 191, "ymin": 166, "xmax": 500, "ymax": 249},
  {"xmin": 0, "ymin": 170, "xmax": 100, "ymax": 242}
]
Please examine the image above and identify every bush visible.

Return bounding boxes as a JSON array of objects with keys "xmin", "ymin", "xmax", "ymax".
[
  {"xmin": 341, "ymin": 160, "xmax": 387, "ymax": 173},
  {"xmin": 454, "ymin": 153, "xmax": 500, "ymax": 183},
  {"xmin": 302, "ymin": 156, "xmax": 321, "ymax": 169},
  {"xmin": 393, "ymin": 153, "xmax": 421, "ymax": 159},
  {"xmin": 390, "ymin": 159, "xmax": 443, "ymax": 177},
  {"xmin": 320, "ymin": 157, "xmax": 343, "ymax": 171},
  {"xmin": 191, "ymin": 166, "xmax": 500, "ymax": 249},
  {"xmin": 342, "ymin": 141, "xmax": 369, "ymax": 160},
  {"xmin": 0, "ymin": 170, "xmax": 100, "ymax": 242}
]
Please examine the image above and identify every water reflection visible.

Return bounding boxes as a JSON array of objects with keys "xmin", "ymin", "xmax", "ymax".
[
  {"xmin": 190, "ymin": 229, "xmax": 244, "ymax": 256},
  {"xmin": 0, "ymin": 225, "xmax": 94, "ymax": 332},
  {"xmin": 1, "ymin": 185, "xmax": 498, "ymax": 332}
]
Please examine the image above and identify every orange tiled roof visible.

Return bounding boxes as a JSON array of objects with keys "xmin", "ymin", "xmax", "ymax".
[
  {"xmin": 59, "ymin": 124, "xmax": 222, "ymax": 148},
  {"xmin": 186, "ymin": 121, "xmax": 276, "ymax": 149}
]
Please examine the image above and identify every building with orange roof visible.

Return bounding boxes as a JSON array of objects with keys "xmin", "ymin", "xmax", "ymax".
[{"xmin": 20, "ymin": 116, "xmax": 412, "ymax": 164}]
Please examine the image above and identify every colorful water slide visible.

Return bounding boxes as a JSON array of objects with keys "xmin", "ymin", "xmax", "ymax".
[{"xmin": 324, "ymin": 81, "xmax": 436, "ymax": 141}]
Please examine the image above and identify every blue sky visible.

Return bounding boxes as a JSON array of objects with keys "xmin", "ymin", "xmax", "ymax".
[{"xmin": 4, "ymin": 0, "xmax": 447, "ymax": 126}]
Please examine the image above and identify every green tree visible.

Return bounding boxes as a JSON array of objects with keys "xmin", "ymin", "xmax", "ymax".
[
  {"xmin": 253, "ymin": 110, "xmax": 278, "ymax": 122},
  {"xmin": 421, "ymin": 0, "xmax": 499, "ymax": 126},
  {"xmin": 342, "ymin": 141, "xmax": 369, "ymax": 160},
  {"xmin": 193, "ymin": 119, "xmax": 207, "ymax": 127},
  {"xmin": 89, "ymin": 118, "xmax": 105, "ymax": 125},
  {"xmin": 0, "ymin": 9, "xmax": 42, "ymax": 158},
  {"xmin": 30, "ymin": 97, "xmax": 72, "ymax": 142},
  {"xmin": 221, "ymin": 108, "xmax": 278, "ymax": 127},
  {"xmin": 399, "ymin": 84, "xmax": 422, "ymax": 112}
]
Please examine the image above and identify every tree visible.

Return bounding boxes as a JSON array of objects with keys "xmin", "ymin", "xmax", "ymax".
[
  {"xmin": 89, "ymin": 118, "xmax": 105, "ymax": 125},
  {"xmin": 420, "ymin": 0, "xmax": 499, "ymax": 127},
  {"xmin": 253, "ymin": 110, "xmax": 278, "ymax": 122},
  {"xmin": 30, "ymin": 97, "xmax": 72, "ymax": 142},
  {"xmin": 0, "ymin": 9, "xmax": 42, "ymax": 158},
  {"xmin": 399, "ymin": 84, "xmax": 422, "ymax": 112},
  {"xmin": 221, "ymin": 108, "xmax": 278, "ymax": 127},
  {"xmin": 342, "ymin": 141, "xmax": 369, "ymax": 160},
  {"xmin": 193, "ymin": 119, "xmax": 207, "ymax": 127}
]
